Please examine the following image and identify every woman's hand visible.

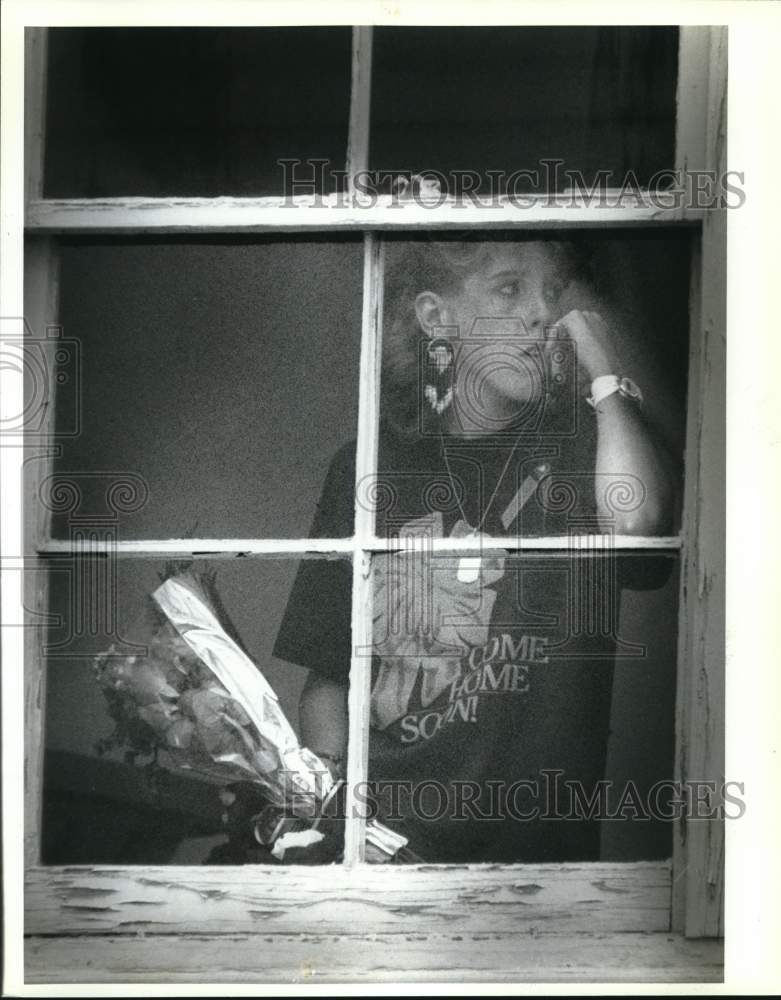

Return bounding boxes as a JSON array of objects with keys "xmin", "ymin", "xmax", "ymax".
[
  {"xmin": 547, "ymin": 310, "xmax": 674, "ymax": 535},
  {"xmin": 553, "ymin": 309, "xmax": 623, "ymax": 385}
]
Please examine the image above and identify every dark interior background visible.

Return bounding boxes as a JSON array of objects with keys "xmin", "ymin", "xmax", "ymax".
[
  {"xmin": 370, "ymin": 26, "xmax": 678, "ymax": 193},
  {"xmin": 42, "ymin": 26, "xmax": 678, "ymax": 199},
  {"xmin": 51, "ymin": 238, "xmax": 362, "ymax": 538},
  {"xmin": 603, "ymin": 557, "xmax": 679, "ymax": 859},
  {"xmin": 44, "ymin": 27, "xmax": 353, "ymax": 197}
]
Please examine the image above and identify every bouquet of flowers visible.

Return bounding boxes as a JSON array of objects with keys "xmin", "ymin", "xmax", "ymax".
[{"xmin": 94, "ymin": 567, "xmax": 409, "ymax": 862}]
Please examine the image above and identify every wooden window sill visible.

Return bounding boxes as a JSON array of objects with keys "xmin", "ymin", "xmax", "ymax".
[
  {"xmin": 24, "ymin": 930, "xmax": 723, "ymax": 984},
  {"xmin": 24, "ymin": 861, "xmax": 722, "ymax": 983}
]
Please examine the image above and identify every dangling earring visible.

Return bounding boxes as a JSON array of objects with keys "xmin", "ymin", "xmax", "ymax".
[{"xmin": 424, "ymin": 338, "xmax": 455, "ymax": 415}]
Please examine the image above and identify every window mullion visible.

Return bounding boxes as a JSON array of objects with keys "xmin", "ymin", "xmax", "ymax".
[
  {"xmin": 26, "ymin": 196, "xmax": 704, "ymax": 233},
  {"xmin": 36, "ymin": 535, "xmax": 682, "ymax": 556},
  {"xmin": 37, "ymin": 538, "xmax": 356, "ymax": 557},
  {"xmin": 366, "ymin": 534, "xmax": 682, "ymax": 554},
  {"xmin": 346, "ymin": 26, "xmax": 373, "ymax": 193},
  {"xmin": 344, "ymin": 233, "xmax": 384, "ymax": 865}
]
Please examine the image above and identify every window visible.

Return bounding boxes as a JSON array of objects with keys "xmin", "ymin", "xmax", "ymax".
[{"xmin": 13, "ymin": 17, "xmax": 726, "ymax": 984}]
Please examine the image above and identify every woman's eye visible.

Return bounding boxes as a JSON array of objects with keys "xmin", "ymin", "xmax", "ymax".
[{"xmin": 496, "ymin": 281, "xmax": 520, "ymax": 298}]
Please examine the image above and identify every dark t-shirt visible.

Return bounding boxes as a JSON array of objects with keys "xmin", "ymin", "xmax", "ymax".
[{"xmin": 274, "ymin": 419, "xmax": 669, "ymax": 862}]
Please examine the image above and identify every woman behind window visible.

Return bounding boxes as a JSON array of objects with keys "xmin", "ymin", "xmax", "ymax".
[{"xmin": 273, "ymin": 235, "xmax": 676, "ymax": 863}]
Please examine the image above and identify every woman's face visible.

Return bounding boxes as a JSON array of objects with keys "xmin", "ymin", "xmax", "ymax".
[{"xmin": 437, "ymin": 242, "xmax": 568, "ymax": 422}]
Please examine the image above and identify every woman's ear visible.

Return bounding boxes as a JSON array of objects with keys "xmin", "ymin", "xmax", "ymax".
[{"xmin": 414, "ymin": 291, "xmax": 449, "ymax": 337}]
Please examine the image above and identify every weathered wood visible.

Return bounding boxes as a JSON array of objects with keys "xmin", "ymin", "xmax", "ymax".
[
  {"xmin": 25, "ymin": 195, "xmax": 705, "ymax": 234},
  {"xmin": 24, "ymin": 28, "xmax": 48, "ymax": 203},
  {"xmin": 37, "ymin": 535, "xmax": 682, "ymax": 556},
  {"xmin": 675, "ymin": 27, "xmax": 711, "ymax": 174},
  {"xmin": 345, "ymin": 235, "xmax": 385, "ymax": 864},
  {"xmin": 672, "ymin": 27, "xmax": 727, "ymax": 939},
  {"xmin": 23, "ymin": 238, "xmax": 60, "ymax": 869},
  {"xmin": 23, "ymin": 930, "xmax": 723, "ymax": 984},
  {"xmin": 354, "ymin": 234, "xmax": 384, "ymax": 548},
  {"xmin": 683, "ymin": 25, "xmax": 727, "ymax": 940},
  {"xmin": 346, "ymin": 26, "xmax": 373, "ymax": 189},
  {"xmin": 672, "ymin": 234, "xmax": 702, "ymax": 936},
  {"xmin": 26, "ymin": 862, "xmax": 671, "ymax": 938},
  {"xmin": 39, "ymin": 538, "xmax": 355, "ymax": 557}
]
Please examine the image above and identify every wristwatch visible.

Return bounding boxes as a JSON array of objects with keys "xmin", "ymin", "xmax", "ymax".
[{"xmin": 587, "ymin": 374, "xmax": 644, "ymax": 409}]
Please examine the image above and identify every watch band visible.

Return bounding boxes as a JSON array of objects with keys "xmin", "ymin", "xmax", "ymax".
[{"xmin": 587, "ymin": 375, "xmax": 643, "ymax": 409}]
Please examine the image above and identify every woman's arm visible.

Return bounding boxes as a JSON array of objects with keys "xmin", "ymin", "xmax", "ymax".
[
  {"xmin": 556, "ymin": 309, "xmax": 676, "ymax": 535},
  {"xmin": 591, "ymin": 391, "xmax": 675, "ymax": 534},
  {"xmin": 299, "ymin": 671, "xmax": 349, "ymax": 781}
]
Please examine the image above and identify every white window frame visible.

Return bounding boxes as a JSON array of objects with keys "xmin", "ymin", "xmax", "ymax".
[{"xmin": 12, "ymin": 20, "xmax": 725, "ymax": 984}]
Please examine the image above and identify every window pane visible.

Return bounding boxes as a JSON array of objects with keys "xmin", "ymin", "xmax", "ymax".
[
  {"xmin": 44, "ymin": 27, "xmax": 352, "ymax": 197},
  {"xmin": 370, "ymin": 27, "xmax": 678, "ymax": 194},
  {"xmin": 48, "ymin": 238, "xmax": 362, "ymax": 538},
  {"xmin": 42, "ymin": 558, "xmax": 351, "ymax": 865},
  {"xmin": 365, "ymin": 550, "xmax": 679, "ymax": 863},
  {"xmin": 377, "ymin": 231, "xmax": 690, "ymax": 537}
]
